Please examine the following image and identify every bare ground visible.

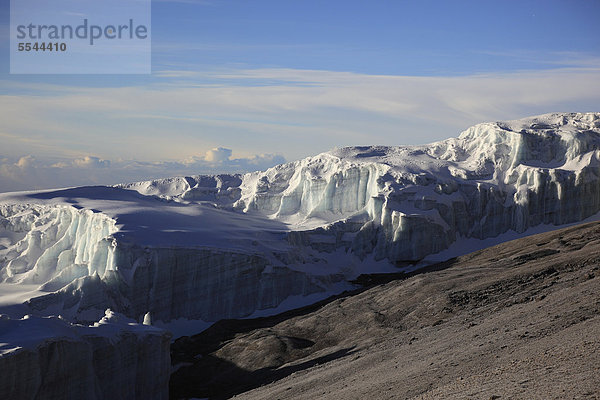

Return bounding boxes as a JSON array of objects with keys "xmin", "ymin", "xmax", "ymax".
[{"xmin": 170, "ymin": 221, "xmax": 600, "ymax": 399}]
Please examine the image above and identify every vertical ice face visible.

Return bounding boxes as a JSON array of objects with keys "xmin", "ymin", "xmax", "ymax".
[
  {"xmin": 0, "ymin": 312, "xmax": 171, "ymax": 400},
  {"xmin": 231, "ymin": 112, "xmax": 600, "ymax": 261},
  {"xmin": 0, "ymin": 112, "xmax": 599, "ymax": 328},
  {"xmin": 111, "ymin": 246, "xmax": 337, "ymax": 323},
  {"xmin": 237, "ymin": 156, "xmax": 387, "ymax": 222},
  {"xmin": 0, "ymin": 205, "xmax": 118, "ymax": 289}
]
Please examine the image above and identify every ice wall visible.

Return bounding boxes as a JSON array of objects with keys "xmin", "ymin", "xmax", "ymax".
[
  {"xmin": 232, "ymin": 112, "xmax": 600, "ymax": 261},
  {"xmin": 0, "ymin": 197, "xmax": 347, "ymax": 326},
  {"xmin": 0, "ymin": 204, "xmax": 117, "ymax": 289},
  {"xmin": 1, "ymin": 112, "xmax": 599, "ymax": 329},
  {"xmin": 121, "ymin": 246, "xmax": 339, "ymax": 322},
  {"xmin": 0, "ymin": 311, "xmax": 171, "ymax": 400},
  {"xmin": 25, "ymin": 245, "xmax": 344, "ymax": 325}
]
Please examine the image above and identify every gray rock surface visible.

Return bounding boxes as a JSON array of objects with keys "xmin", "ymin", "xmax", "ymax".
[{"xmin": 170, "ymin": 221, "xmax": 600, "ymax": 399}]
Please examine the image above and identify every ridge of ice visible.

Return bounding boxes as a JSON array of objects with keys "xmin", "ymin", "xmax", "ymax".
[{"xmin": 1, "ymin": 112, "xmax": 599, "ymax": 335}]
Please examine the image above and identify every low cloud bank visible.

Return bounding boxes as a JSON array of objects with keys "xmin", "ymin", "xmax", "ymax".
[{"xmin": 0, "ymin": 149, "xmax": 285, "ymax": 193}]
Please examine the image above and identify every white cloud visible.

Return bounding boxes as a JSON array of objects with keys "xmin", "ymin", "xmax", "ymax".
[
  {"xmin": 15, "ymin": 156, "xmax": 35, "ymax": 169},
  {"xmin": 181, "ymin": 148, "xmax": 285, "ymax": 171},
  {"xmin": 203, "ymin": 147, "xmax": 232, "ymax": 164},
  {"xmin": 73, "ymin": 156, "xmax": 111, "ymax": 168}
]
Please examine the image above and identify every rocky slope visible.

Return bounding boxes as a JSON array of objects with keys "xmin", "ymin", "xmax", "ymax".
[{"xmin": 170, "ymin": 220, "xmax": 600, "ymax": 399}]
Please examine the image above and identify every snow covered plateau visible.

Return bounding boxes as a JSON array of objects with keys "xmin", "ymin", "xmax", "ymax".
[{"xmin": 1, "ymin": 112, "xmax": 600, "ymax": 397}]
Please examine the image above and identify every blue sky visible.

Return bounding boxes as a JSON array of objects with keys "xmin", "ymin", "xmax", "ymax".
[{"xmin": 1, "ymin": 0, "xmax": 600, "ymax": 191}]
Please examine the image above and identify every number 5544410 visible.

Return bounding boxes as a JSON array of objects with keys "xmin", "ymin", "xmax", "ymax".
[{"xmin": 17, "ymin": 42, "xmax": 67, "ymax": 51}]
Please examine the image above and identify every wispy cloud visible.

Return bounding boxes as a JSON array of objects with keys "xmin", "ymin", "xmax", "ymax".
[
  {"xmin": 153, "ymin": 70, "xmax": 205, "ymax": 79},
  {"xmin": 475, "ymin": 50, "xmax": 600, "ymax": 69},
  {"xmin": 1, "ymin": 65, "xmax": 599, "ymax": 192}
]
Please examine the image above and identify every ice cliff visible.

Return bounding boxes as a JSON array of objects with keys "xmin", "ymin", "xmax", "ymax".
[
  {"xmin": 1, "ymin": 112, "xmax": 599, "ymax": 334},
  {"xmin": 0, "ymin": 310, "xmax": 171, "ymax": 400}
]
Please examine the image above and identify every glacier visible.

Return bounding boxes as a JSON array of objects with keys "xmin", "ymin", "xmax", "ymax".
[
  {"xmin": 0, "ymin": 310, "xmax": 171, "ymax": 400},
  {"xmin": 1, "ymin": 112, "xmax": 600, "ymax": 335}
]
